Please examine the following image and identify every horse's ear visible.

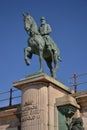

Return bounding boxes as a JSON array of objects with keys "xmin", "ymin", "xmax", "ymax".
[
  {"xmin": 22, "ymin": 13, "xmax": 26, "ymax": 17},
  {"xmin": 22, "ymin": 12, "xmax": 29, "ymax": 17},
  {"xmin": 26, "ymin": 12, "xmax": 29, "ymax": 15}
]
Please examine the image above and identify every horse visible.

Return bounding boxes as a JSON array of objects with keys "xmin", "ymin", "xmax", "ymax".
[{"xmin": 23, "ymin": 13, "xmax": 61, "ymax": 78}]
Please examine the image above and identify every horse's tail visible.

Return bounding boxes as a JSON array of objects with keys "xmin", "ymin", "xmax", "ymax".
[{"xmin": 58, "ymin": 56, "xmax": 62, "ymax": 62}]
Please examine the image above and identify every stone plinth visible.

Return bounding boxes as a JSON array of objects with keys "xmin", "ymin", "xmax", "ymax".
[
  {"xmin": 56, "ymin": 95, "xmax": 80, "ymax": 108},
  {"xmin": 13, "ymin": 73, "xmax": 74, "ymax": 130}
]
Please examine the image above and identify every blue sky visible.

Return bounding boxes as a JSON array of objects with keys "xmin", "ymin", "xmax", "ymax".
[{"xmin": 0, "ymin": 0, "xmax": 87, "ymax": 95}]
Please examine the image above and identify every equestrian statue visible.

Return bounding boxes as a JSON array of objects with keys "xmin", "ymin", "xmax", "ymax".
[{"xmin": 23, "ymin": 12, "xmax": 62, "ymax": 78}]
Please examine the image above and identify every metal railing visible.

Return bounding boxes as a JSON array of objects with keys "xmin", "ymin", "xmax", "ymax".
[
  {"xmin": 0, "ymin": 88, "xmax": 21, "ymax": 108},
  {"xmin": 68, "ymin": 73, "xmax": 87, "ymax": 93}
]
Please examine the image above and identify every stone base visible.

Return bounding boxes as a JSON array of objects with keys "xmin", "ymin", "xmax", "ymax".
[
  {"xmin": 13, "ymin": 73, "xmax": 78, "ymax": 130},
  {"xmin": 13, "ymin": 73, "xmax": 73, "ymax": 93}
]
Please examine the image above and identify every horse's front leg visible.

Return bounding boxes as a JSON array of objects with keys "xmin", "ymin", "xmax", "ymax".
[
  {"xmin": 39, "ymin": 50, "xmax": 43, "ymax": 73},
  {"xmin": 24, "ymin": 47, "xmax": 31, "ymax": 65}
]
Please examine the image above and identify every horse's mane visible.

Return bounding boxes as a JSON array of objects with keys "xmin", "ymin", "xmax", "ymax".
[{"xmin": 29, "ymin": 15, "xmax": 39, "ymax": 34}]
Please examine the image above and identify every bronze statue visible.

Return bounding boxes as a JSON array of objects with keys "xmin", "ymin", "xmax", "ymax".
[
  {"xmin": 23, "ymin": 12, "xmax": 61, "ymax": 78},
  {"xmin": 39, "ymin": 17, "xmax": 56, "ymax": 53},
  {"xmin": 69, "ymin": 117, "xmax": 84, "ymax": 130}
]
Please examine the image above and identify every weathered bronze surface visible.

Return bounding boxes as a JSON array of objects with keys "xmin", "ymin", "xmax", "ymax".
[
  {"xmin": 23, "ymin": 12, "xmax": 61, "ymax": 78},
  {"xmin": 69, "ymin": 117, "xmax": 84, "ymax": 130}
]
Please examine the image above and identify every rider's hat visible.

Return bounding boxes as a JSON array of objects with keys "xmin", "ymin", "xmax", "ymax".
[{"xmin": 40, "ymin": 17, "xmax": 45, "ymax": 21}]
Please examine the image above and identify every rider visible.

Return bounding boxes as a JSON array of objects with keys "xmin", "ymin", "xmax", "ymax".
[{"xmin": 39, "ymin": 17, "xmax": 56, "ymax": 53}]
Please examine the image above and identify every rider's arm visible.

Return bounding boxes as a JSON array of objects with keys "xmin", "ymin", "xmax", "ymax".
[{"xmin": 47, "ymin": 24, "xmax": 52, "ymax": 34}]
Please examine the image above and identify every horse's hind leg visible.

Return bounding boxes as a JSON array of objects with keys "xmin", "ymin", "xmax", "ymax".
[
  {"xmin": 53, "ymin": 54, "xmax": 58, "ymax": 78},
  {"xmin": 45, "ymin": 58, "xmax": 53, "ymax": 77},
  {"xmin": 39, "ymin": 50, "xmax": 44, "ymax": 73}
]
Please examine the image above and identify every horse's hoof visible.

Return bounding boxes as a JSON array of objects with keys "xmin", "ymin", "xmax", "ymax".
[
  {"xmin": 25, "ymin": 59, "xmax": 30, "ymax": 65},
  {"xmin": 27, "ymin": 61, "xmax": 31, "ymax": 65},
  {"xmin": 58, "ymin": 56, "xmax": 62, "ymax": 62},
  {"xmin": 51, "ymin": 70, "xmax": 56, "ymax": 79},
  {"xmin": 26, "ymin": 62, "xmax": 30, "ymax": 65}
]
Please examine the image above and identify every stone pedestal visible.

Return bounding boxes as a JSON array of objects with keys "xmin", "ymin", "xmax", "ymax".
[{"xmin": 13, "ymin": 73, "xmax": 79, "ymax": 130}]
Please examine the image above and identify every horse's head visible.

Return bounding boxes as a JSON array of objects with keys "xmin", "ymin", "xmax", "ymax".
[
  {"xmin": 23, "ymin": 12, "xmax": 32, "ymax": 32},
  {"xmin": 23, "ymin": 12, "xmax": 39, "ymax": 35}
]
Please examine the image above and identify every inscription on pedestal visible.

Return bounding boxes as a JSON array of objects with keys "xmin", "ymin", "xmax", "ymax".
[{"xmin": 21, "ymin": 101, "xmax": 40, "ymax": 122}]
